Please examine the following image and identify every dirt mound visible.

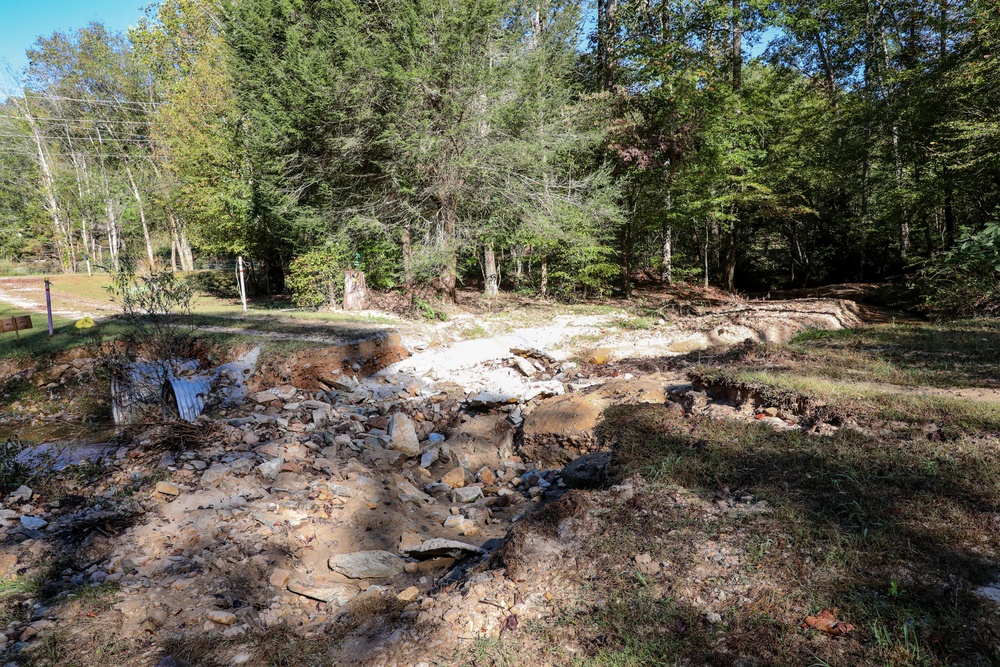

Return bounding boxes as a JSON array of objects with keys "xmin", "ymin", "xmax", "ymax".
[
  {"xmin": 520, "ymin": 373, "xmax": 681, "ymax": 465},
  {"xmin": 253, "ymin": 331, "xmax": 410, "ymax": 390}
]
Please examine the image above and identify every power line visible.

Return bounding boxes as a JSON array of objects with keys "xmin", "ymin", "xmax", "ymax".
[
  {"xmin": 0, "ymin": 133, "xmax": 156, "ymax": 143},
  {"xmin": 0, "ymin": 148, "xmax": 158, "ymax": 159},
  {"xmin": 23, "ymin": 93, "xmax": 160, "ymax": 108},
  {"xmin": 0, "ymin": 114, "xmax": 150, "ymax": 126}
]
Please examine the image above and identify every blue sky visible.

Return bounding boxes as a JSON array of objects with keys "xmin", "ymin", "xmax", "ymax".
[{"xmin": 0, "ymin": 0, "xmax": 147, "ymax": 93}]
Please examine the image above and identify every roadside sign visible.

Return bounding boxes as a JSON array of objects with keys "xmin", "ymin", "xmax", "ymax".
[{"xmin": 0, "ymin": 315, "xmax": 33, "ymax": 340}]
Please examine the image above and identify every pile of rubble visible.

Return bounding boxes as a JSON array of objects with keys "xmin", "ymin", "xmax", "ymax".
[{"xmin": 0, "ymin": 351, "xmax": 623, "ymax": 665}]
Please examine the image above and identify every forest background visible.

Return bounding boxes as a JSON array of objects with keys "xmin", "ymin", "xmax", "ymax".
[{"xmin": 1, "ymin": 0, "xmax": 998, "ymax": 317}]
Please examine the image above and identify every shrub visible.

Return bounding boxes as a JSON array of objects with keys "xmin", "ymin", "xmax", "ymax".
[
  {"xmin": 286, "ymin": 244, "xmax": 350, "ymax": 308},
  {"xmin": 918, "ymin": 217, "xmax": 1000, "ymax": 318}
]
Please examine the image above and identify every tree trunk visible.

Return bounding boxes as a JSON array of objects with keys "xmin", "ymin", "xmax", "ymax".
[
  {"xmin": 168, "ymin": 212, "xmax": 181, "ymax": 272},
  {"xmin": 25, "ymin": 110, "xmax": 69, "ymax": 270},
  {"xmin": 179, "ymin": 224, "xmax": 194, "ymax": 271},
  {"xmin": 597, "ymin": 0, "xmax": 617, "ymax": 90},
  {"xmin": 126, "ymin": 165, "xmax": 156, "ymax": 270},
  {"xmin": 703, "ymin": 221, "xmax": 710, "ymax": 289},
  {"xmin": 540, "ymin": 255, "xmax": 548, "ymax": 296},
  {"xmin": 621, "ymin": 223, "xmax": 631, "ymax": 298},
  {"xmin": 344, "ymin": 270, "xmax": 368, "ymax": 311},
  {"xmin": 722, "ymin": 225, "xmax": 737, "ymax": 292},
  {"xmin": 440, "ymin": 192, "xmax": 458, "ymax": 303},
  {"xmin": 106, "ymin": 198, "xmax": 121, "ymax": 272},
  {"xmin": 402, "ymin": 229, "xmax": 413, "ymax": 290},
  {"xmin": 483, "ymin": 245, "xmax": 498, "ymax": 298},
  {"xmin": 661, "ymin": 226, "xmax": 672, "ymax": 285}
]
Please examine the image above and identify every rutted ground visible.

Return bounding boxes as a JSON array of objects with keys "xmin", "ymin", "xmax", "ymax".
[{"xmin": 3, "ymin": 298, "xmax": 997, "ymax": 666}]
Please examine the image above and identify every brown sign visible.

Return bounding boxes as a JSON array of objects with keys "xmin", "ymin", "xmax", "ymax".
[{"xmin": 0, "ymin": 316, "xmax": 33, "ymax": 337}]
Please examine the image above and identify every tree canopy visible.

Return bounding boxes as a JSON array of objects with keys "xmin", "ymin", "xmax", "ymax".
[{"xmin": 0, "ymin": 0, "xmax": 997, "ymax": 313}]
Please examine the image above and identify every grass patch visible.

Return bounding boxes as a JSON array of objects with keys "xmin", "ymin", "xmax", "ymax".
[
  {"xmin": 0, "ymin": 302, "xmax": 114, "ymax": 361},
  {"xmin": 781, "ymin": 320, "xmax": 1000, "ymax": 389},
  {"xmin": 566, "ymin": 404, "xmax": 1000, "ymax": 666}
]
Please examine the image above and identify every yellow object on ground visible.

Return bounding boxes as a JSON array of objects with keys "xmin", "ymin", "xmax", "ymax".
[{"xmin": 74, "ymin": 317, "xmax": 96, "ymax": 329}]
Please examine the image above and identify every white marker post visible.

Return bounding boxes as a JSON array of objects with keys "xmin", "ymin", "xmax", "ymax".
[
  {"xmin": 44, "ymin": 279, "xmax": 53, "ymax": 335},
  {"xmin": 237, "ymin": 256, "xmax": 248, "ymax": 312}
]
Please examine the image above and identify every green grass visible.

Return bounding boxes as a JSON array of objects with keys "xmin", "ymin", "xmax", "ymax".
[
  {"xmin": 569, "ymin": 405, "xmax": 1000, "ymax": 666},
  {"xmin": 0, "ymin": 576, "xmax": 40, "ymax": 600},
  {"xmin": 0, "ymin": 302, "xmax": 115, "ymax": 361},
  {"xmin": 782, "ymin": 320, "xmax": 1000, "ymax": 389}
]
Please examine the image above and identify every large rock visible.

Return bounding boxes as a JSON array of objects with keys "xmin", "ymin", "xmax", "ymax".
[
  {"xmin": 328, "ymin": 551, "xmax": 405, "ymax": 579},
  {"xmin": 561, "ymin": 451, "xmax": 612, "ymax": 488},
  {"xmin": 451, "ymin": 486, "xmax": 483, "ymax": 503},
  {"xmin": 440, "ymin": 467, "xmax": 466, "ymax": 489},
  {"xmin": 257, "ymin": 457, "xmax": 284, "ymax": 481},
  {"xmin": 19, "ymin": 516, "xmax": 47, "ymax": 531},
  {"xmin": 388, "ymin": 413, "xmax": 420, "ymax": 456},
  {"xmin": 199, "ymin": 463, "xmax": 230, "ymax": 487},
  {"xmin": 402, "ymin": 538, "xmax": 484, "ymax": 560},
  {"xmin": 287, "ymin": 578, "xmax": 358, "ymax": 605},
  {"xmin": 522, "ymin": 374, "xmax": 670, "ymax": 465}
]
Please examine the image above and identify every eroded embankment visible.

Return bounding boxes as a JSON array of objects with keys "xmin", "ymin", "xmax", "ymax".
[{"xmin": 0, "ymin": 298, "xmax": 877, "ymax": 666}]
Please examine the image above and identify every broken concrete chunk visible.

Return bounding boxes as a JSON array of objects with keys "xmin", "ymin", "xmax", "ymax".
[
  {"xmin": 155, "ymin": 481, "xmax": 181, "ymax": 496},
  {"xmin": 328, "ymin": 551, "xmax": 405, "ymax": 579},
  {"xmin": 287, "ymin": 578, "xmax": 358, "ymax": 605},
  {"xmin": 403, "ymin": 538, "xmax": 484, "ymax": 560},
  {"xmin": 440, "ymin": 467, "xmax": 466, "ymax": 489},
  {"xmin": 388, "ymin": 413, "xmax": 420, "ymax": 456},
  {"xmin": 467, "ymin": 391, "xmax": 518, "ymax": 408},
  {"xmin": 451, "ymin": 486, "xmax": 484, "ymax": 503},
  {"xmin": 512, "ymin": 356, "xmax": 536, "ymax": 377}
]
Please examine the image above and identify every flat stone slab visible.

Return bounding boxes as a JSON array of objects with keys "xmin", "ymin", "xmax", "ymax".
[
  {"xmin": 402, "ymin": 538, "xmax": 484, "ymax": 560},
  {"xmin": 328, "ymin": 550, "xmax": 405, "ymax": 579},
  {"xmin": 287, "ymin": 578, "xmax": 358, "ymax": 606}
]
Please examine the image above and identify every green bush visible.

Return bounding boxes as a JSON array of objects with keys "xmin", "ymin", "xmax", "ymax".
[
  {"xmin": 918, "ymin": 217, "xmax": 1000, "ymax": 318},
  {"xmin": 286, "ymin": 244, "xmax": 351, "ymax": 308}
]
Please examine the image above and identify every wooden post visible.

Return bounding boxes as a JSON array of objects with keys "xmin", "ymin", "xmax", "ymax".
[
  {"xmin": 44, "ymin": 279, "xmax": 54, "ymax": 335},
  {"xmin": 343, "ymin": 271, "xmax": 368, "ymax": 311}
]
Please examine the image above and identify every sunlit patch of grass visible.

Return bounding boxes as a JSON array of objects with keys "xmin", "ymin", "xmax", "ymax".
[
  {"xmin": 0, "ymin": 576, "xmax": 40, "ymax": 600},
  {"xmin": 783, "ymin": 321, "xmax": 1000, "ymax": 388},
  {"xmin": 580, "ymin": 403, "xmax": 1000, "ymax": 666}
]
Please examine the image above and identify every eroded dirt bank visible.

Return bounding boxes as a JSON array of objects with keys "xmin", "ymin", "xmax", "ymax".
[{"xmin": 0, "ymin": 297, "xmax": 904, "ymax": 666}]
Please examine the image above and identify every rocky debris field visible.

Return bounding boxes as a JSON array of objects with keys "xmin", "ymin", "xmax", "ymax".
[{"xmin": 0, "ymin": 297, "xmax": 877, "ymax": 666}]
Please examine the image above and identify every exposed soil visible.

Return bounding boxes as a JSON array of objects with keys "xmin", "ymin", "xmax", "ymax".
[{"xmin": 0, "ymin": 295, "xmax": 992, "ymax": 667}]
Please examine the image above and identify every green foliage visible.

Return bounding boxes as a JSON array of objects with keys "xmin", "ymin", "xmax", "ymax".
[
  {"xmin": 286, "ymin": 244, "xmax": 350, "ymax": 308},
  {"xmin": 0, "ymin": 438, "xmax": 26, "ymax": 492},
  {"xmin": 412, "ymin": 296, "xmax": 449, "ymax": 321},
  {"xmin": 919, "ymin": 217, "xmax": 1000, "ymax": 318}
]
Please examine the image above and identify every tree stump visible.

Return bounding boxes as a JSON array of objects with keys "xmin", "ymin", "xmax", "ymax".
[{"xmin": 344, "ymin": 270, "xmax": 368, "ymax": 311}]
